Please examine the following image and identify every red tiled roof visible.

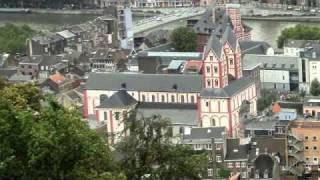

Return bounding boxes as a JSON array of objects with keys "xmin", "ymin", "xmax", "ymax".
[{"xmin": 49, "ymin": 73, "xmax": 65, "ymax": 84}]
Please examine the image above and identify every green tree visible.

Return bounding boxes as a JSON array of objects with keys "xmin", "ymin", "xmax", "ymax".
[
  {"xmin": 0, "ymin": 83, "xmax": 123, "ymax": 179},
  {"xmin": 171, "ymin": 27, "xmax": 197, "ymax": 52},
  {"xmin": 218, "ymin": 167, "xmax": 231, "ymax": 178},
  {"xmin": 257, "ymin": 89, "xmax": 278, "ymax": 112},
  {"xmin": 277, "ymin": 24, "xmax": 320, "ymax": 48},
  {"xmin": 0, "ymin": 23, "xmax": 35, "ymax": 54},
  {"xmin": 116, "ymin": 113, "xmax": 208, "ymax": 179},
  {"xmin": 310, "ymin": 78, "xmax": 320, "ymax": 96}
]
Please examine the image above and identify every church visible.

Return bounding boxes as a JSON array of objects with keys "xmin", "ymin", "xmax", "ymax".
[{"xmin": 83, "ymin": 4, "xmax": 258, "ymax": 143}]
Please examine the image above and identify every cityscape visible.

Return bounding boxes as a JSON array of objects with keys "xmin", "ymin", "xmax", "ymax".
[{"xmin": 1, "ymin": 0, "xmax": 320, "ymax": 179}]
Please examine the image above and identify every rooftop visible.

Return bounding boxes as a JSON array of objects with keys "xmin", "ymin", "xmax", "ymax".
[
  {"xmin": 243, "ymin": 54, "xmax": 298, "ymax": 70},
  {"xmin": 97, "ymin": 90, "xmax": 137, "ymax": 109},
  {"xmin": 183, "ymin": 127, "xmax": 226, "ymax": 140},
  {"xmin": 200, "ymin": 77, "xmax": 254, "ymax": 98},
  {"xmin": 85, "ymin": 72, "xmax": 203, "ymax": 93},
  {"xmin": 137, "ymin": 102, "xmax": 197, "ymax": 126}
]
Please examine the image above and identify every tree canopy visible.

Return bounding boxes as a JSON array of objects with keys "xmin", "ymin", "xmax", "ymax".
[
  {"xmin": 277, "ymin": 25, "xmax": 320, "ymax": 48},
  {"xmin": 310, "ymin": 78, "xmax": 320, "ymax": 96},
  {"xmin": 171, "ymin": 27, "xmax": 197, "ymax": 52},
  {"xmin": 257, "ymin": 89, "xmax": 278, "ymax": 112},
  {"xmin": 116, "ymin": 113, "xmax": 208, "ymax": 179},
  {"xmin": 0, "ymin": 79, "xmax": 123, "ymax": 179},
  {"xmin": 0, "ymin": 23, "xmax": 35, "ymax": 54}
]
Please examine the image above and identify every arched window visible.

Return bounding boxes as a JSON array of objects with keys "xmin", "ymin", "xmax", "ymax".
[
  {"xmin": 214, "ymin": 66, "xmax": 218, "ymax": 73},
  {"xmin": 215, "ymin": 79, "xmax": 219, "ymax": 86},
  {"xmin": 181, "ymin": 96, "xmax": 185, "ymax": 103},
  {"xmin": 152, "ymin": 95, "xmax": 155, "ymax": 102},
  {"xmin": 211, "ymin": 118, "xmax": 216, "ymax": 126},
  {"xmin": 171, "ymin": 95, "xmax": 175, "ymax": 103},
  {"xmin": 230, "ymin": 58, "xmax": 234, "ymax": 65},
  {"xmin": 206, "ymin": 66, "xmax": 210, "ymax": 73},
  {"xmin": 191, "ymin": 96, "xmax": 195, "ymax": 103},
  {"xmin": 161, "ymin": 95, "xmax": 165, "ymax": 102},
  {"xmin": 142, "ymin": 95, "xmax": 146, "ymax": 102},
  {"xmin": 100, "ymin": 94, "xmax": 108, "ymax": 103},
  {"xmin": 207, "ymin": 80, "xmax": 211, "ymax": 87}
]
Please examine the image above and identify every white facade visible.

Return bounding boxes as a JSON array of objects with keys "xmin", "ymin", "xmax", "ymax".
[
  {"xmin": 200, "ymin": 84, "xmax": 257, "ymax": 137},
  {"xmin": 85, "ymin": 89, "xmax": 199, "ymax": 116},
  {"xmin": 260, "ymin": 69, "xmax": 290, "ymax": 91},
  {"xmin": 309, "ymin": 61, "xmax": 320, "ymax": 86},
  {"xmin": 284, "ymin": 47, "xmax": 303, "ymax": 57}
]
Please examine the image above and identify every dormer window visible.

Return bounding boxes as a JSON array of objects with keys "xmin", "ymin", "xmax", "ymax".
[{"xmin": 210, "ymin": 56, "xmax": 213, "ymax": 61}]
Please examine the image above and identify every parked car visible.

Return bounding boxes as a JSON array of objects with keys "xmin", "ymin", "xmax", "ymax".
[{"xmin": 310, "ymin": 9, "xmax": 316, "ymax": 13}]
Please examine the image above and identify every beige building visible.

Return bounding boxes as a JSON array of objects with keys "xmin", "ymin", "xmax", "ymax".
[{"xmin": 290, "ymin": 120, "xmax": 320, "ymax": 174}]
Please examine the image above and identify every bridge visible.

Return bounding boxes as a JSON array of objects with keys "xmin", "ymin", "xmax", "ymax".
[{"xmin": 133, "ymin": 7, "xmax": 206, "ymax": 36}]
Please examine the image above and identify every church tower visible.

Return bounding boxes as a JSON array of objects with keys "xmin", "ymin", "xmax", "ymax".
[
  {"xmin": 203, "ymin": 33, "xmax": 229, "ymax": 89},
  {"xmin": 221, "ymin": 24, "xmax": 242, "ymax": 80}
]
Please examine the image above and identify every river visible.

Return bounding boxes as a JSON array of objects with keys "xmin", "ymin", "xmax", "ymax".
[{"xmin": 1, "ymin": 13, "xmax": 320, "ymax": 48}]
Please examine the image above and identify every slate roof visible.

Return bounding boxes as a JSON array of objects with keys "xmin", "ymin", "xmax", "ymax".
[
  {"xmin": 183, "ymin": 127, "xmax": 226, "ymax": 140},
  {"xmin": 20, "ymin": 56, "xmax": 42, "ymax": 64},
  {"xmin": 221, "ymin": 24, "xmax": 237, "ymax": 50},
  {"xmin": 242, "ymin": 54, "xmax": 298, "ymax": 70},
  {"xmin": 239, "ymin": 40, "xmax": 271, "ymax": 55},
  {"xmin": 97, "ymin": 90, "xmax": 137, "ymax": 108},
  {"xmin": 244, "ymin": 120, "xmax": 278, "ymax": 131},
  {"xmin": 204, "ymin": 32, "xmax": 223, "ymax": 58},
  {"xmin": 200, "ymin": 77, "xmax": 254, "ymax": 98},
  {"xmin": 300, "ymin": 43, "xmax": 320, "ymax": 60},
  {"xmin": 39, "ymin": 55, "xmax": 62, "ymax": 66},
  {"xmin": 136, "ymin": 102, "xmax": 197, "ymax": 125},
  {"xmin": 193, "ymin": 10, "xmax": 214, "ymax": 35},
  {"xmin": 86, "ymin": 72, "xmax": 203, "ymax": 93},
  {"xmin": 225, "ymin": 138, "xmax": 249, "ymax": 161}
]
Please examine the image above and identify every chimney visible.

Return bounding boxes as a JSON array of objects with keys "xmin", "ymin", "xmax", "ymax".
[{"xmin": 312, "ymin": 51, "xmax": 317, "ymax": 58}]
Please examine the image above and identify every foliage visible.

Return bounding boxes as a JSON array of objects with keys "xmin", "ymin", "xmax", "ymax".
[
  {"xmin": 277, "ymin": 24, "xmax": 320, "ymax": 48},
  {"xmin": 116, "ymin": 113, "xmax": 208, "ymax": 179},
  {"xmin": 0, "ymin": 82, "xmax": 123, "ymax": 179},
  {"xmin": 218, "ymin": 168, "xmax": 231, "ymax": 178},
  {"xmin": 0, "ymin": 23, "xmax": 35, "ymax": 54},
  {"xmin": 310, "ymin": 78, "xmax": 320, "ymax": 96},
  {"xmin": 257, "ymin": 89, "xmax": 278, "ymax": 112},
  {"xmin": 171, "ymin": 27, "xmax": 197, "ymax": 52}
]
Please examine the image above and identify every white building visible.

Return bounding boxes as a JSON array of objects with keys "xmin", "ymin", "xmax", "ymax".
[
  {"xmin": 298, "ymin": 43, "xmax": 320, "ymax": 93},
  {"xmin": 243, "ymin": 54, "xmax": 299, "ymax": 92}
]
